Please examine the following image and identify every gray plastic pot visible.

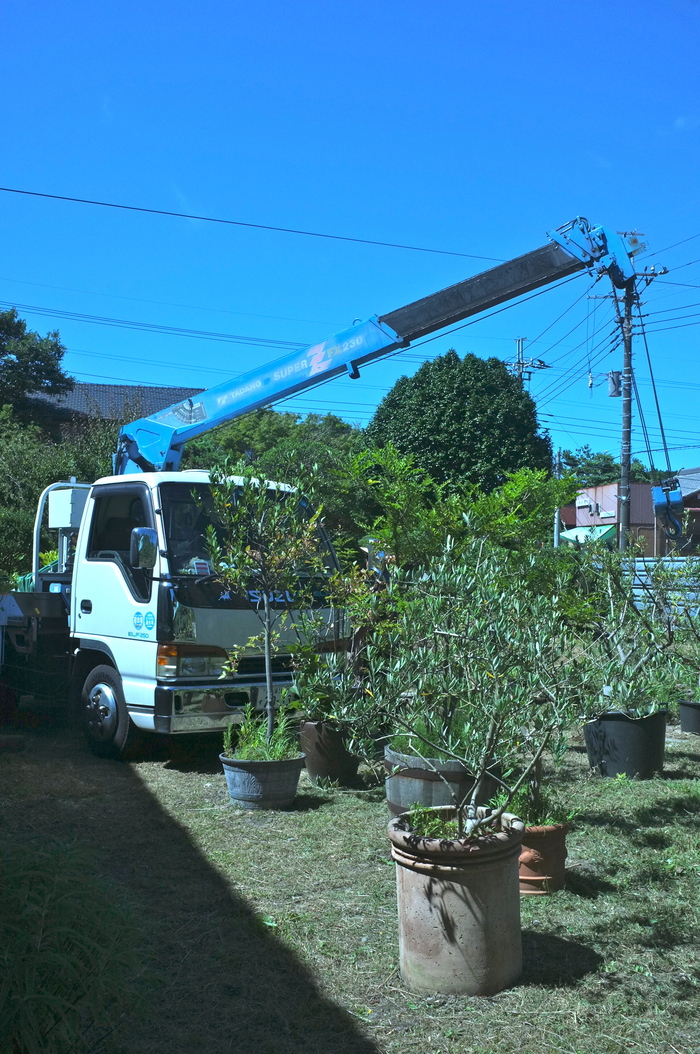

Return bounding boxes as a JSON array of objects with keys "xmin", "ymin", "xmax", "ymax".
[
  {"xmin": 384, "ymin": 746, "xmax": 500, "ymax": 818},
  {"xmin": 220, "ymin": 753, "xmax": 306, "ymax": 810}
]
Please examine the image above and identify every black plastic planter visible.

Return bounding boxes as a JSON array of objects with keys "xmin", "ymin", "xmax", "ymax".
[
  {"xmin": 299, "ymin": 721, "xmax": 359, "ymax": 785},
  {"xmin": 679, "ymin": 700, "xmax": 700, "ymax": 735},
  {"xmin": 583, "ymin": 710, "xmax": 667, "ymax": 779}
]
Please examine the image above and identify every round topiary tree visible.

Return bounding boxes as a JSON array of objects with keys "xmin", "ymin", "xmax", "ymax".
[{"xmin": 366, "ymin": 349, "xmax": 552, "ymax": 490}]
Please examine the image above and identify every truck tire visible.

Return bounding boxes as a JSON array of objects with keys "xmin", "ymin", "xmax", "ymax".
[{"xmin": 81, "ymin": 665, "xmax": 141, "ymax": 759}]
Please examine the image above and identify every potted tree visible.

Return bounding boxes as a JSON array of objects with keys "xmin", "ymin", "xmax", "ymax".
[
  {"xmin": 359, "ymin": 543, "xmax": 583, "ymax": 995},
  {"xmin": 288, "ymin": 632, "xmax": 361, "ymax": 786},
  {"xmin": 579, "ymin": 552, "xmax": 680, "ymax": 779},
  {"xmin": 206, "ymin": 461, "xmax": 329, "ymax": 809}
]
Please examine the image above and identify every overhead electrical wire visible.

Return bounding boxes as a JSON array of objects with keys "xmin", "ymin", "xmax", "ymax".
[
  {"xmin": 0, "ymin": 299, "xmax": 308, "ymax": 350},
  {"xmin": 645, "ymin": 233, "xmax": 700, "ymax": 258},
  {"xmin": 0, "ymin": 185, "xmax": 502, "ymax": 262},
  {"xmin": 0, "ymin": 275, "xmax": 342, "ymax": 328},
  {"xmin": 635, "ymin": 300, "xmax": 673, "ymax": 475}
]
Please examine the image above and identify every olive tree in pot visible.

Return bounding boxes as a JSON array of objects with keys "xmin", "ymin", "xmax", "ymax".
[
  {"xmin": 288, "ymin": 633, "xmax": 360, "ymax": 786},
  {"xmin": 579, "ymin": 551, "xmax": 681, "ymax": 779},
  {"xmin": 206, "ymin": 461, "xmax": 327, "ymax": 810},
  {"xmin": 362, "ymin": 543, "xmax": 583, "ymax": 995}
]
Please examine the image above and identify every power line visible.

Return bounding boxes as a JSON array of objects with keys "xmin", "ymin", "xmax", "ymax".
[
  {"xmin": 0, "ymin": 299, "xmax": 308, "ymax": 349},
  {"xmin": 645, "ymin": 232, "xmax": 700, "ymax": 258},
  {"xmin": 0, "ymin": 276, "xmax": 341, "ymax": 328},
  {"xmin": 0, "ymin": 185, "xmax": 502, "ymax": 262}
]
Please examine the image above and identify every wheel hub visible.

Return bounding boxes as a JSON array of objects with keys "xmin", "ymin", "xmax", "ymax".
[{"xmin": 85, "ymin": 682, "xmax": 118, "ymax": 741}]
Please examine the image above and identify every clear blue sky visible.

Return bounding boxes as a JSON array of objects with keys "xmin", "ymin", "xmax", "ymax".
[{"xmin": 1, "ymin": 0, "xmax": 699, "ymax": 469}]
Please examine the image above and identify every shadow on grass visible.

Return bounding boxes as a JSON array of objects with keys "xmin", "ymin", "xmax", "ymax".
[
  {"xmin": 662, "ymin": 767, "xmax": 700, "ymax": 781},
  {"xmin": 564, "ymin": 866, "xmax": 616, "ymax": 898},
  {"xmin": 633, "ymin": 792, "xmax": 700, "ymax": 827},
  {"xmin": 522, "ymin": 931, "xmax": 603, "ymax": 987},
  {"xmin": 290, "ymin": 791, "xmax": 333, "ymax": 812},
  {"xmin": 1, "ymin": 729, "xmax": 380, "ymax": 1054}
]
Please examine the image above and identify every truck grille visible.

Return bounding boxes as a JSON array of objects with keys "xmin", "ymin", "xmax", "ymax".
[{"xmin": 235, "ymin": 655, "xmax": 293, "ymax": 676}]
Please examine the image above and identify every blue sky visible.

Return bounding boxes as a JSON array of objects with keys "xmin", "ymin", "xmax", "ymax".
[{"xmin": 1, "ymin": 0, "xmax": 699, "ymax": 468}]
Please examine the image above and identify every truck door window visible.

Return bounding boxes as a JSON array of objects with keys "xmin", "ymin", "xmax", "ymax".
[{"xmin": 87, "ymin": 490, "xmax": 153, "ymax": 601}]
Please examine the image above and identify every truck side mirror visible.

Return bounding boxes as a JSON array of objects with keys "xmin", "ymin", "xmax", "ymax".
[{"xmin": 130, "ymin": 527, "xmax": 158, "ymax": 569}]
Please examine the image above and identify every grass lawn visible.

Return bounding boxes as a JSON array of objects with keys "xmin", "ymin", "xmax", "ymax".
[{"xmin": 2, "ymin": 716, "xmax": 700, "ymax": 1054}]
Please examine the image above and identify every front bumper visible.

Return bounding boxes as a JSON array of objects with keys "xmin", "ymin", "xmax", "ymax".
[{"xmin": 153, "ymin": 680, "xmax": 290, "ymax": 734}]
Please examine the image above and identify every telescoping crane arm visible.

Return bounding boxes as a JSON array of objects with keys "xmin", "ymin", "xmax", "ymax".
[{"xmin": 114, "ymin": 217, "xmax": 643, "ymax": 475}]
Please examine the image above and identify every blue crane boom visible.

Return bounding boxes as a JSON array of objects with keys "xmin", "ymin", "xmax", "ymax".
[{"xmin": 114, "ymin": 217, "xmax": 642, "ymax": 475}]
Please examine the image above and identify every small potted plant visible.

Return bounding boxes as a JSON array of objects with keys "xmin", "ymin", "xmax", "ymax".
[
  {"xmin": 289, "ymin": 632, "xmax": 360, "ymax": 786},
  {"xmin": 220, "ymin": 705, "xmax": 304, "ymax": 810},
  {"xmin": 206, "ymin": 460, "xmax": 328, "ymax": 809},
  {"xmin": 499, "ymin": 757, "xmax": 575, "ymax": 896}
]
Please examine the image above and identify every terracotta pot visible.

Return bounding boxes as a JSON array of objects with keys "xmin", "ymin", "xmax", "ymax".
[
  {"xmin": 299, "ymin": 720, "xmax": 359, "ymax": 785},
  {"xmin": 518, "ymin": 822, "xmax": 571, "ymax": 896},
  {"xmin": 388, "ymin": 807, "xmax": 525, "ymax": 996}
]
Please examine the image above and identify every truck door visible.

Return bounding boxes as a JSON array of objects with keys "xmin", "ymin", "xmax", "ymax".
[{"xmin": 74, "ymin": 482, "xmax": 159, "ymax": 715}]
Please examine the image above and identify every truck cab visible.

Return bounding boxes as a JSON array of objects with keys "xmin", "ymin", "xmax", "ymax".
[{"xmin": 2, "ymin": 471, "xmax": 341, "ymax": 757}]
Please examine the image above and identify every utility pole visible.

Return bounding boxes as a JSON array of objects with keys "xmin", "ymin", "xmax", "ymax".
[
  {"xmin": 515, "ymin": 337, "xmax": 526, "ymax": 381},
  {"xmin": 506, "ymin": 337, "xmax": 550, "ymax": 386},
  {"xmin": 618, "ymin": 279, "xmax": 635, "ymax": 552},
  {"xmin": 553, "ymin": 448, "xmax": 562, "ymax": 548}
]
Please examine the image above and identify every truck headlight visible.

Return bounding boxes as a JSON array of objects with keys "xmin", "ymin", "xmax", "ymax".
[{"xmin": 157, "ymin": 644, "xmax": 229, "ymax": 680}]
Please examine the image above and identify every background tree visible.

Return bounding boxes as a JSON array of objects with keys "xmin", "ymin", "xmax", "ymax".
[
  {"xmin": 462, "ymin": 468, "xmax": 580, "ymax": 549},
  {"xmin": 365, "ymin": 349, "xmax": 552, "ymax": 490},
  {"xmin": 0, "ymin": 309, "xmax": 73, "ymax": 416},
  {"xmin": 0, "ymin": 407, "xmax": 118, "ymax": 574},
  {"xmin": 562, "ymin": 444, "xmax": 652, "ymax": 485},
  {"xmin": 184, "ymin": 408, "xmax": 366, "ymax": 560}
]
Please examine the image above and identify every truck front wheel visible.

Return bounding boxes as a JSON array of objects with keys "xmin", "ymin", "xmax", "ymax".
[{"xmin": 81, "ymin": 665, "xmax": 140, "ymax": 759}]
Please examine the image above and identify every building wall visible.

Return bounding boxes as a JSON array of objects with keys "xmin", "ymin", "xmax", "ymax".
[{"xmin": 575, "ymin": 482, "xmax": 656, "ymax": 552}]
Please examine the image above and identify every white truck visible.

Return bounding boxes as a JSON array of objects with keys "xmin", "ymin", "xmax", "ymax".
[{"xmin": 0, "ymin": 218, "xmax": 641, "ymax": 756}]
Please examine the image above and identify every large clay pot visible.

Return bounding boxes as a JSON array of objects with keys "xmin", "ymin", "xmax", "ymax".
[
  {"xmin": 220, "ymin": 753, "xmax": 305, "ymax": 810},
  {"xmin": 679, "ymin": 700, "xmax": 700, "ymax": 735},
  {"xmin": 388, "ymin": 807, "xmax": 525, "ymax": 996},
  {"xmin": 384, "ymin": 746, "xmax": 499, "ymax": 819},
  {"xmin": 583, "ymin": 710, "xmax": 666, "ymax": 779},
  {"xmin": 518, "ymin": 822, "xmax": 571, "ymax": 895},
  {"xmin": 299, "ymin": 720, "xmax": 359, "ymax": 785}
]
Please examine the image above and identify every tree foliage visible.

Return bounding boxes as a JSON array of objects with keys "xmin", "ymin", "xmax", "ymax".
[
  {"xmin": 0, "ymin": 407, "xmax": 118, "ymax": 574},
  {"xmin": 366, "ymin": 349, "xmax": 552, "ymax": 489},
  {"xmin": 0, "ymin": 309, "xmax": 74, "ymax": 414},
  {"xmin": 183, "ymin": 408, "xmax": 366, "ymax": 560},
  {"xmin": 562, "ymin": 444, "xmax": 651, "ymax": 485}
]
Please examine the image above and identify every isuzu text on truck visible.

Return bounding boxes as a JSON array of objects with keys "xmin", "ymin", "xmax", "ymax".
[{"xmin": 0, "ymin": 218, "xmax": 642, "ymax": 756}]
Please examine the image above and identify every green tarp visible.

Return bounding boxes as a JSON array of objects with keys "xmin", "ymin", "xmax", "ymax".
[{"xmin": 559, "ymin": 524, "xmax": 616, "ymax": 545}]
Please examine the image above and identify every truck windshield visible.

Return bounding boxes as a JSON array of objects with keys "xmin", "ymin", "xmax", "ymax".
[
  {"xmin": 160, "ymin": 483, "xmax": 219, "ymax": 577},
  {"xmin": 158, "ymin": 481, "xmax": 337, "ymax": 579}
]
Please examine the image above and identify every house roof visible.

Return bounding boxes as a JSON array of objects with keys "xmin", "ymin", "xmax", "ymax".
[
  {"xmin": 676, "ymin": 468, "xmax": 700, "ymax": 499},
  {"xmin": 29, "ymin": 382, "xmax": 206, "ymax": 422}
]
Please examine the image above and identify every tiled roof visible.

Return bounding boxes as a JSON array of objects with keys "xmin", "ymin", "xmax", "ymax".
[{"xmin": 29, "ymin": 382, "xmax": 206, "ymax": 422}]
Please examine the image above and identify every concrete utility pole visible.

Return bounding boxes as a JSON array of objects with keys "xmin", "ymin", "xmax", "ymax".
[
  {"xmin": 553, "ymin": 449, "xmax": 562, "ymax": 548},
  {"xmin": 618, "ymin": 280, "xmax": 636, "ymax": 552}
]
